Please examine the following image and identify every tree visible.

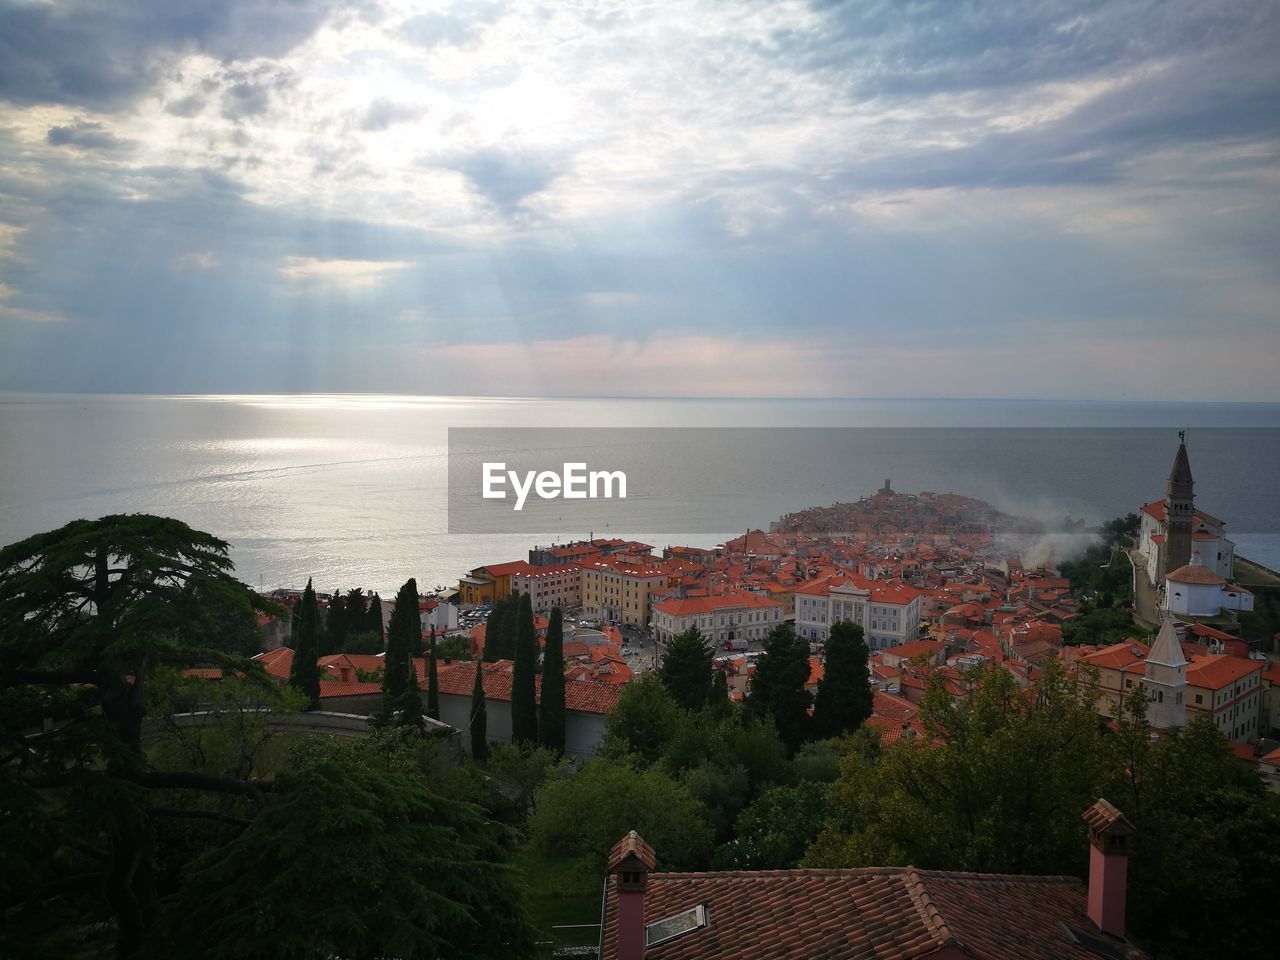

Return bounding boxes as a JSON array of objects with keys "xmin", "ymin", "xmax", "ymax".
[
  {"xmin": 810, "ymin": 621, "xmax": 872, "ymax": 740},
  {"xmin": 150, "ymin": 760, "xmax": 534, "ymax": 960},
  {"xmin": 660, "ymin": 626, "xmax": 713, "ymax": 711},
  {"xmin": 511, "ymin": 592, "xmax": 538, "ymax": 745},
  {"xmin": 287, "ymin": 579, "xmax": 321, "ymax": 710},
  {"xmin": 714, "ymin": 781, "xmax": 830, "ymax": 870},
  {"xmin": 708, "ymin": 667, "xmax": 730, "ymax": 716},
  {"xmin": 323, "ymin": 588, "xmax": 346, "ymax": 656},
  {"xmin": 528, "ymin": 756, "xmax": 714, "ymax": 873},
  {"xmin": 426, "ymin": 627, "xmax": 440, "ymax": 721},
  {"xmin": 604, "ymin": 673, "xmax": 684, "ymax": 763},
  {"xmin": 365, "ymin": 591, "xmax": 384, "ymax": 640},
  {"xmin": 381, "ymin": 578, "xmax": 419, "ymax": 719},
  {"xmin": 748, "ymin": 623, "xmax": 812, "ymax": 753},
  {"xmin": 805, "ymin": 658, "xmax": 1111, "ymax": 876},
  {"xmin": 539, "ymin": 607, "xmax": 566, "ymax": 754},
  {"xmin": 0, "ymin": 515, "xmax": 275, "ymax": 959},
  {"xmin": 470, "ymin": 659, "xmax": 488, "ymax": 762},
  {"xmin": 484, "ymin": 594, "xmax": 516, "ymax": 662}
]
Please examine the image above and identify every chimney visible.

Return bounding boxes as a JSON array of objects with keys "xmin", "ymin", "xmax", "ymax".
[
  {"xmin": 607, "ymin": 830, "xmax": 656, "ymax": 960},
  {"xmin": 1082, "ymin": 799, "xmax": 1135, "ymax": 938}
]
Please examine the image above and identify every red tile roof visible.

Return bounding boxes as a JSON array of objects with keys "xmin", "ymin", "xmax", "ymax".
[
  {"xmin": 1185, "ymin": 654, "xmax": 1261, "ymax": 691},
  {"xmin": 431, "ymin": 659, "xmax": 623, "ymax": 714},
  {"xmin": 601, "ymin": 866, "xmax": 1146, "ymax": 960},
  {"xmin": 655, "ymin": 592, "xmax": 781, "ymax": 617}
]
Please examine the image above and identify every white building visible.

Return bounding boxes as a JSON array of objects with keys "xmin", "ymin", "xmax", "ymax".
[
  {"xmin": 1136, "ymin": 437, "xmax": 1235, "ymax": 587},
  {"xmin": 651, "ymin": 592, "xmax": 782, "ymax": 647},
  {"xmin": 794, "ymin": 574, "xmax": 923, "ymax": 652},
  {"xmin": 1164, "ymin": 553, "xmax": 1254, "ymax": 617}
]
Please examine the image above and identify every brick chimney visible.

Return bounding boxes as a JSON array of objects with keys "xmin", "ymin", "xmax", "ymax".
[
  {"xmin": 608, "ymin": 830, "xmax": 656, "ymax": 960},
  {"xmin": 1082, "ymin": 799, "xmax": 1135, "ymax": 937}
]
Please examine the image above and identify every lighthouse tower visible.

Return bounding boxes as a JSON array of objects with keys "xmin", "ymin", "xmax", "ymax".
[{"xmin": 1163, "ymin": 435, "xmax": 1194, "ymax": 577}]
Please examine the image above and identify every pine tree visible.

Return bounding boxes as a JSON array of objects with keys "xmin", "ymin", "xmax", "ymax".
[
  {"xmin": 659, "ymin": 625, "xmax": 714, "ymax": 711},
  {"xmin": 539, "ymin": 607, "xmax": 566, "ymax": 754},
  {"xmin": 426, "ymin": 627, "xmax": 440, "ymax": 721},
  {"xmin": 810, "ymin": 621, "xmax": 873, "ymax": 740},
  {"xmin": 748, "ymin": 623, "xmax": 812, "ymax": 753},
  {"xmin": 511, "ymin": 592, "xmax": 538, "ymax": 744},
  {"xmin": 470, "ymin": 658, "xmax": 488, "ymax": 761},
  {"xmin": 345, "ymin": 587, "xmax": 368, "ymax": 625},
  {"xmin": 287, "ymin": 578, "xmax": 322, "ymax": 710}
]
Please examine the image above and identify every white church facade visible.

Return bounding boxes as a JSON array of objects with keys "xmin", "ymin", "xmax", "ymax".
[{"xmin": 1134, "ymin": 435, "xmax": 1246, "ymax": 618}]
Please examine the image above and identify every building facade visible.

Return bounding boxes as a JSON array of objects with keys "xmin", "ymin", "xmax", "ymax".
[
  {"xmin": 795, "ymin": 574, "xmax": 923, "ymax": 651},
  {"xmin": 578, "ymin": 557, "xmax": 671, "ymax": 627},
  {"xmin": 651, "ymin": 592, "xmax": 782, "ymax": 647}
]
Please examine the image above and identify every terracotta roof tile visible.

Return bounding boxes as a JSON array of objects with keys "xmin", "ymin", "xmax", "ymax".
[{"xmin": 600, "ymin": 866, "xmax": 1145, "ymax": 960}]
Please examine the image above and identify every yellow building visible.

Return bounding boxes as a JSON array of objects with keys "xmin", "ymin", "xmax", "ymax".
[
  {"xmin": 457, "ymin": 561, "xmax": 534, "ymax": 607},
  {"xmin": 578, "ymin": 557, "xmax": 671, "ymax": 628}
]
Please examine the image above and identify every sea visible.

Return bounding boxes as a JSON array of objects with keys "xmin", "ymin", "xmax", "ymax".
[{"xmin": 1, "ymin": 393, "xmax": 1278, "ymax": 595}]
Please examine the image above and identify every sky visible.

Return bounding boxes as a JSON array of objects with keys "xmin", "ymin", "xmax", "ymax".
[{"xmin": 0, "ymin": 0, "xmax": 1277, "ymax": 400}]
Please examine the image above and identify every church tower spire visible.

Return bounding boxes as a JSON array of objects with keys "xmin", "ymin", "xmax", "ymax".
[
  {"xmin": 1163, "ymin": 431, "xmax": 1194, "ymax": 576},
  {"xmin": 1144, "ymin": 617, "xmax": 1187, "ymax": 729}
]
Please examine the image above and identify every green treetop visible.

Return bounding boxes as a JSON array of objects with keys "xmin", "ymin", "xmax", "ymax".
[
  {"xmin": 748, "ymin": 623, "xmax": 812, "ymax": 753},
  {"xmin": 539, "ymin": 607, "xmax": 566, "ymax": 754},
  {"xmin": 810, "ymin": 621, "xmax": 872, "ymax": 740},
  {"xmin": 511, "ymin": 592, "xmax": 538, "ymax": 745},
  {"xmin": 287, "ymin": 578, "xmax": 321, "ymax": 711},
  {"xmin": 660, "ymin": 625, "xmax": 714, "ymax": 712}
]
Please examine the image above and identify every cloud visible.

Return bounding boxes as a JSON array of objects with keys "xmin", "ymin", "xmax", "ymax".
[
  {"xmin": 359, "ymin": 98, "xmax": 427, "ymax": 132},
  {"xmin": 0, "ymin": 282, "xmax": 66, "ymax": 324},
  {"xmin": 46, "ymin": 118, "xmax": 132, "ymax": 152},
  {"xmin": 444, "ymin": 147, "xmax": 563, "ymax": 214},
  {"xmin": 175, "ymin": 251, "xmax": 220, "ymax": 270},
  {"xmin": 278, "ymin": 256, "xmax": 411, "ymax": 287},
  {"xmin": 0, "ymin": 0, "xmax": 345, "ymax": 110}
]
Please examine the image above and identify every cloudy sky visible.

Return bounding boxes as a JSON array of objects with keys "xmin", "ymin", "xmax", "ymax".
[{"xmin": 0, "ymin": 0, "xmax": 1277, "ymax": 399}]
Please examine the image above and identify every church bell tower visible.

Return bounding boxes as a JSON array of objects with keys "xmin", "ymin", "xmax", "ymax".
[{"xmin": 1163, "ymin": 432, "xmax": 1194, "ymax": 576}]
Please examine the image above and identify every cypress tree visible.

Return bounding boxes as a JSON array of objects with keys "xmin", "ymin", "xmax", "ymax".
[
  {"xmin": 381, "ymin": 579, "xmax": 418, "ymax": 716},
  {"xmin": 659, "ymin": 625, "xmax": 714, "ymax": 711},
  {"xmin": 748, "ymin": 623, "xmax": 812, "ymax": 754},
  {"xmin": 539, "ymin": 607, "xmax": 566, "ymax": 754},
  {"xmin": 287, "ymin": 578, "xmax": 321, "ymax": 710},
  {"xmin": 426, "ymin": 627, "xmax": 440, "ymax": 721},
  {"xmin": 484, "ymin": 595, "xmax": 516, "ymax": 662},
  {"xmin": 323, "ymin": 588, "xmax": 346, "ymax": 657},
  {"xmin": 811, "ymin": 621, "xmax": 873, "ymax": 740},
  {"xmin": 396, "ymin": 666, "xmax": 424, "ymax": 730},
  {"xmin": 366, "ymin": 592, "xmax": 384, "ymax": 640},
  {"xmin": 470, "ymin": 658, "xmax": 488, "ymax": 761},
  {"xmin": 511, "ymin": 592, "xmax": 538, "ymax": 744},
  {"xmin": 709, "ymin": 667, "xmax": 730, "ymax": 715}
]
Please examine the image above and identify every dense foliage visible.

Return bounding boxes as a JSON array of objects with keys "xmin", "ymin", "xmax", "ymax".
[
  {"xmin": 659, "ymin": 626, "xmax": 714, "ymax": 711},
  {"xmin": 0, "ymin": 517, "xmax": 530, "ymax": 960},
  {"xmin": 748, "ymin": 623, "xmax": 812, "ymax": 753},
  {"xmin": 810, "ymin": 621, "xmax": 872, "ymax": 739}
]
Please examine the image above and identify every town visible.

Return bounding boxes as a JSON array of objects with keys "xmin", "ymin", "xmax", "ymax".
[
  {"xmin": 5, "ymin": 435, "xmax": 1279, "ymax": 960},
  {"xmin": 256, "ymin": 439, "xmax": 1280, "ymax": 765}
]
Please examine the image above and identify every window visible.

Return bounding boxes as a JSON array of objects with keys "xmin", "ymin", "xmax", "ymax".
[{"xmin": 1195, "ymin": 694, "xmax": 1203, "ymax": 704}]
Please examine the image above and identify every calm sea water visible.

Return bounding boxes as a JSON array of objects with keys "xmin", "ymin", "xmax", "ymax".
[{"xmin": 2, "ymin": 393, "xmax": 1278, "ymax": 594}]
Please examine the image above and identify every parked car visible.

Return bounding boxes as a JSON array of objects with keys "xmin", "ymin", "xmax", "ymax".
[{"xmin": 723, "ymin": 638, "xmax": 749, "ymax": 651}]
